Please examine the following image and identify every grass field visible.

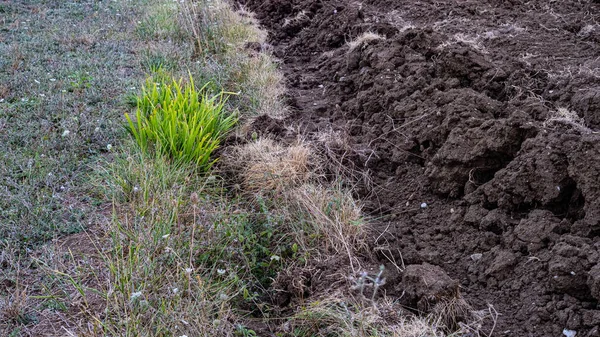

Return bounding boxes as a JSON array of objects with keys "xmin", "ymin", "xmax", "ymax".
[{"xmin": 1, "ymin": 1, "xmax": 451, "ymax": 336}]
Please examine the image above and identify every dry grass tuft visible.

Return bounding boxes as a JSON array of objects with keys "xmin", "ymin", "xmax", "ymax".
[
  {"xmin": 348, "ymin": 32, "xmax": 386, "ymax": 51},
  {"xmin": 290, "ymin": 184, "xmax": 366, "ymax": 256},
  {"xmin": 288, "ymin": 293, "xmax": 447, "ymax": 337},
  {"xmin": 227, "ymin": 138, "xmax": 313, "ymax": 194},
  {"xmin": 430, "ymin": 295, "xmax": 474, "ymax": 331},
  {"xmin": 1, "ymin": 287, "xmax": 28, "ymax": 325}
]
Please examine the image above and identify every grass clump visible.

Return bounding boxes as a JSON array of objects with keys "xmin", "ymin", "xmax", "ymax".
[
  {"xmin": 125, "ymin": 74, "xmax": 237, "ymax": 170},
  {"xmin": 289, "ymin": 295, "xmax": 447, "ymax": 337},
  {"xmin": 224, "ymin": 139, "xmax": 367, "ymax": 269},
  {"xmin": 179, "ymin": 0, "xmax": 286, "ymax": 117},
  {"xmin": 93, "ymin": 147, "xmax": 297, "ymax": 336}
]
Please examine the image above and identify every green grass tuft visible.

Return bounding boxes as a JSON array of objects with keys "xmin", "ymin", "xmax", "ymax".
[{"xmin": 125, "ymin": 74, "xmax": 237, "ymax": 170}]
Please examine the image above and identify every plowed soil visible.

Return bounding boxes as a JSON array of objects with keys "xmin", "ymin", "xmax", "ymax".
[{"xmin": 237, "ymin": 0, "xmax": 600, "ymax": 335}]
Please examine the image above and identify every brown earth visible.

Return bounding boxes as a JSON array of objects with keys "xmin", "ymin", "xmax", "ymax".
[{"xmin": 236, "ymin": 0, "xmax": 600, "ymax": 335}]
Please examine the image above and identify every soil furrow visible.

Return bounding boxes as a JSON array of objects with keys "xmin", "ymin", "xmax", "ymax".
[{"xmin": 239, "ymin": 0, "xmax": 600, "ymax": 335}]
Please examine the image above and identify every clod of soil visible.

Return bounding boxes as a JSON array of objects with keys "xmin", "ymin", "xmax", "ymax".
[{"xmin": 238, "ymin": 0, "xmax": 600, "ymax": 335}]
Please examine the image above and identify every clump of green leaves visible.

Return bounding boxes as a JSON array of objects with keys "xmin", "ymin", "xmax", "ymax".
[{"xmin": 125, "ymin": 73, "xmax": 237, "ymax": 171}]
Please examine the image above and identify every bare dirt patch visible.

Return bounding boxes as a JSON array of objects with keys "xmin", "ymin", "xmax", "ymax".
[{"xmin": 236, "ymin": 0, "xmax": 600, "ymax": 335}]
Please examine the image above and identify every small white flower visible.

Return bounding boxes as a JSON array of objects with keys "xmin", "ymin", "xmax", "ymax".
[
  {"xmin": 0, "ymin": 99, "xmax": 4, "ymax": 103},
  {"xmin": 50, "ymin": 78, "xmax": 56, "ymax": 82},
  {"xmin": 106, "ymin": 144, "xmax": 112, "ymax": 150},
  {"xmin": 420, "ymin": 202, "xmax": 428, "ymax": 208},
  {"xmin": 179, "ymin": 335, "xmax": 188, "ymax": 337},
  {"xmin": 94, "ymin": 127, "xmax": 100, "ymax": 132},
  {"xmin": 172, "ymin": 288, "xmax": 179, "ymax": 294},
  {"xmin": 270, "ymin": 255, "xmax": 280, "ymax": 262},
  {"xmin": 62, "ymin": 130, "xmax": 70, "ymax": 137},
  {"xmin": 217, "ymin": 269, "xmax": 226, "ymax": 275},
  {"xmin": 185, "ymin": 268, "xmax": 193, "ymax": 274},
  {"xmin": 39, "ymin": 93, "xmax": 46, "ymax": 97},
  {"xmin": 130, "ymin": 291, "xmax": 142, "ymax": 300}
]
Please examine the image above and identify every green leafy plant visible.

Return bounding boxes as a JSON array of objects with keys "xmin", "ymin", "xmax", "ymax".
[
  {"xmin": 67, "ymin": 71, "xmax": 93, "ymax": 92},
  {"xmin": 125, "ymin": 73, "xmax": 237, "ymax": 171}
]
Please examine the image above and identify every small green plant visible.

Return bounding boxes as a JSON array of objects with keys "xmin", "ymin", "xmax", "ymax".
[
  {"xmin": 125, "ymin": 74, "xmax": 237, "ymax": 171},
  {"xmin": 235, "ymin": 325, "xmax": 257, "ymax": 337},
  {"xmin": 67, "ymin": 71, "xmax": 93, "ymax": 92}
]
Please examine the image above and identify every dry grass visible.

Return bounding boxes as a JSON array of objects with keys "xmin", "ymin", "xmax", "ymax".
[
  {"xmin": 1, "ymin": 287, "xmax": 28, "ymax": 326},
  {"xmin": 430, "ymin": 295, "xmax": 474, "ymax": 331},
  {"xmin": 545, "ymin": 107, "xmax": 593, "ymax": 134},
  {"xmin": 228, "ymin": 138, "xmax": 313, "ymax": 193},
  {"xmin": 290, "ymin": 184, "xmax": 365, "ymax": 257},
  {"xmin": 288, "ymin": 293, "xmax": 448, "ymax": 337},
  {"xmin": 348, "ymin": 32, "xmax": 386, "ymax": 51},
  {"xmin": 179, "ymin": 0, "xmax": 286, "ymax": 118}
]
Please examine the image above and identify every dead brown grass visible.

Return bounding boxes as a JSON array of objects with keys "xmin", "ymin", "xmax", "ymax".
[
  {"xmin": 288, "ymin": 292, "xmax": 448, "ymax": 337},
  {"xmin": 231, "ymin": 138, "xmax": 312, "ymax": 194},
  {"xmin": 430, "ymin": 295, "xmax": 474, "ymax": 331},
  {"xmin": 348, "ymin": 32, "xmax": 385, "ymax": 51},
  {"xmin": 290, "ymin": 184, "xmax": 366, "ymax": 257}
]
